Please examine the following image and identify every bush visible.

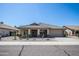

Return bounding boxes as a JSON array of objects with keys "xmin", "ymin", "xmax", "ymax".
[
  {"xmin": 47, "ymin": 39, "xmax": 50, "ymax": 40},
  {"xmin": 64, "ymin": 31, "xmax": 68, "ymax": 37},
  {"xmin": 77, "ymin": 34, "xmax": 79, "ymax": 37},
  {"xmin": 28, "ymin": 34, "xmax": 32, "ymax": 38},
  {"xmin": 47, "ymin": 35, "xmax": 53, "ymax": 38},
  {"xmin": 37, "ymin": 35, "xmax": 41, "ymax": 38}
]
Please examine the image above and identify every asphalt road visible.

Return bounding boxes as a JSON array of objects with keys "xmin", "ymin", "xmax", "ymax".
[{"xmin": 0, "ymin": 45, "xmax": 79, "ymax": 56}]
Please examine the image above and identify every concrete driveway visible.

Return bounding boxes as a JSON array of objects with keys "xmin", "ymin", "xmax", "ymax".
[{"xmin": 0, "ymin": 45, "xmax": 79, "ymax": 56}]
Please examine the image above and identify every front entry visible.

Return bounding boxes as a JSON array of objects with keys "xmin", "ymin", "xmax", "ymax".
[
  {"xmin": 31, "ymin": 30, "xmax": 37, "ymax": 37},
  {"xmin": 40, "ymin": 30, "xmax": 47, "ymax": 37}
]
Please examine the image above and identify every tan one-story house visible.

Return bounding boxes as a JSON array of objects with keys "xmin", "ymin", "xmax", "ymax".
[
  {"xmin": 18, "ymin": 23, "xmax": 65, "ymax": 38},
  {"xmin": 0, "ymin": 22, "xmax": 79, "ymax": 38},
  {"xmin": 0, "ymin": 22, "xmax": 19, "ymax": 37},
  {"xmin": 64, "ymin": 26, "xmax": 79, "ymax": 37}
]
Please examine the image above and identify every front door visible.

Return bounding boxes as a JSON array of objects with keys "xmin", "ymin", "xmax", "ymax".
[{"xmin": 31, "ymin": 30, "xmax": 37, "ymax": 37}]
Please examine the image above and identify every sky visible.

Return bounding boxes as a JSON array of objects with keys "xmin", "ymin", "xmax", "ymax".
[{"xmin": 0, "ymin": 3, "xmax": 79, "ymax": 26}]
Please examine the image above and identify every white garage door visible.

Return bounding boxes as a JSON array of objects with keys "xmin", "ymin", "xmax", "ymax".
[{"xmin": 50, "ymin": 29, "xmax": 64, "ymax": 37}]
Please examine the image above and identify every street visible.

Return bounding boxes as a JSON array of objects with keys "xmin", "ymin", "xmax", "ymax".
[{"xmin": 0, "ymin": 45, "xmax": 79, "ymax": 56}]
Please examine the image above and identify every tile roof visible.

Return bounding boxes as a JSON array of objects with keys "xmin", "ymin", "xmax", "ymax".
[
  {"xmin": 64, "ymin": 26, "xmax": 79, "ymax": 31},
  {"xmin": 19, "ymin": 23, "xmax": 64, "ymax": 29},
  {"xmin": 0, "ymin": 23, "xmax": 19, "ymax": 30}
]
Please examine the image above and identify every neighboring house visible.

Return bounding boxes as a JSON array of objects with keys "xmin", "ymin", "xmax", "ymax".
[
  {"xmin": 64, "ymin": 26, "xmax": 79, "ymax": 37},
  {"xmin": 0, "ymin": 22, "xmax": 19, "ymax": 37},
  {"xmin": 18, "ymin": 23, "xmax": 65, "ymax": 38}
]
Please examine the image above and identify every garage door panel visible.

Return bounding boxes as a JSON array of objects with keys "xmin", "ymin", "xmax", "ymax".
[{"xmin": 50, "ymin": 29, "xmax": 64, "ymax": 37}]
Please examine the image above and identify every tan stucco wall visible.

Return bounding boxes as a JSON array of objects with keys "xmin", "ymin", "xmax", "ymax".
[{"xmin": 19, "ymin": 28, "xmax": 64, "ymax": 37}]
